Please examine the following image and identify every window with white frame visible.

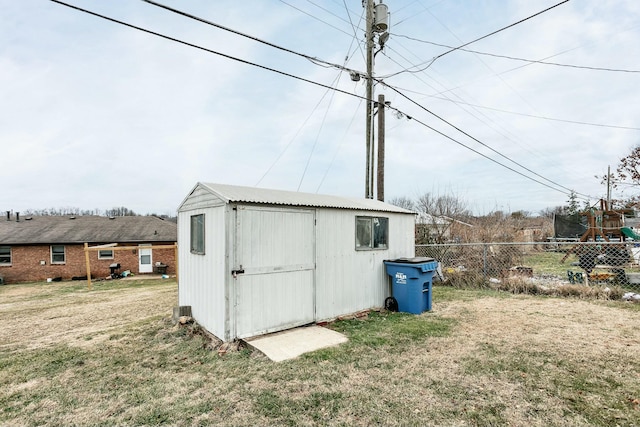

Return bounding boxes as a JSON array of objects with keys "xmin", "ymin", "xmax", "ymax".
[
  {"xmin": 51, "ymin": 245, "xmax": 65, "ymax": 264},
  {"xmin": 0, "ymin": 246, "xmax": 11, "ymax": 265},
  {"xmin": 98, "ymin": 249, "xmax": 114, "ymax": 259},
  {"xmin": 355, "ymin": 216, "xmax": 388, "ymax": 250},
  {"xmin": 190, "ymin": 214, "xmax": 205, "ymax": 255}
]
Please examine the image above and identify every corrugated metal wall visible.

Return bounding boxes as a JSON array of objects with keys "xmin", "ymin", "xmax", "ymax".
[
  {"xmin": 232, "ymin": 206, "xmax": 315, "ymax": 338},
  {"xmin": 178, "ymin": 184, "xmax": 416, "ymax": 341},
  {"xmin": 315, "ymin": 209, "xmax": 415, "ymax": 321},
  {"xmin": 178, "ymin": 205, "xmax": 228, "ymax": 340}
]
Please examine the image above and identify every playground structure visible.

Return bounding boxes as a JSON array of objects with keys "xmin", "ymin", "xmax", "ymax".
[
  {"xmin": 621, "ymin": 226, "xmax": 640, "ymax": 240},
  {"xmin": 560, "ymin": 200, "xmax": 639, "ymax": 285}
]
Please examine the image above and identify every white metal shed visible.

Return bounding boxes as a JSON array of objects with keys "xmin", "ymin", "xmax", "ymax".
[{"xmin": 177, "ymin": 182, "xmax": 416, "ymax": 342}]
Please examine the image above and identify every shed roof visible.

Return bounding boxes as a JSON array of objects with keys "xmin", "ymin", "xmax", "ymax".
[
  {"xmin": 183, "ymin": 182, "xmax": 415, "ymax": 214},
  {"xmin": 0, "ymin": 215, "xmax": 177, "ymax": 245}
]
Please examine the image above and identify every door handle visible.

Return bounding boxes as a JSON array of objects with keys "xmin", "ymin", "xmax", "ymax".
[{"xmin": 231, "ymin": 269, "xmax": 245, "ymax": 278}]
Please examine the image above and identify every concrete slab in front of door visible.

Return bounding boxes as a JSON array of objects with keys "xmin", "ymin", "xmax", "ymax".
[{"xmin": 244, "ymin": 325, "xmax": 348, "ymax": 362}]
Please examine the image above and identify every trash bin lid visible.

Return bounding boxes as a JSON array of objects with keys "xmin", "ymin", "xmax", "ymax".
[{"xmin": 386, "ymin": 257, "xmax": 436, "ymax": 264}]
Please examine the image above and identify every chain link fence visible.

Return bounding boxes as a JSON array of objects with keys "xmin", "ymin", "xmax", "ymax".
[{"xmin": 416, "ymin": 241, "xmax": 640, "ymax": 294}]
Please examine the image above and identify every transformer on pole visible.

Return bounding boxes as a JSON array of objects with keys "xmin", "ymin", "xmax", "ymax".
[{"xmin": 364, "ymin": 1, "xmax": 390, "ymax": 199}]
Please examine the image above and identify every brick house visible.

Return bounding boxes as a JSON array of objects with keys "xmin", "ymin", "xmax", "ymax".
[{"xmin": 0, "ymin": 213, "xmax": 177, "ymax": 284}]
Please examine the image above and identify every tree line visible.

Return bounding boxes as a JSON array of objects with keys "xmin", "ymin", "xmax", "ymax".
[{"xmin": 7, "ymin": 206, "xmax": 176, "ymax": 222}]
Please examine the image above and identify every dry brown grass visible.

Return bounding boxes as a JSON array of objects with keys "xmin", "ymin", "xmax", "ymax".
[
  {"xmin": 444, "ymin": 271, "xmax": 630, "ymax": 301},
  {"xmin": 1, "ymin": 279, "xmax": 639, "ymax": 426}
]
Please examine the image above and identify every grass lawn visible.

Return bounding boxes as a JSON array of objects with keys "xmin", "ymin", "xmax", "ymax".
[
  {"xmin": 1, "ymin": 279, "xmax": 639, "ymax": 426},
  {"xmin": 522, "ymin": 250, "xmax": 575, "ymax": 277}
]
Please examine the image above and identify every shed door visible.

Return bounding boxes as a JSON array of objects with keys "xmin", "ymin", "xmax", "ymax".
[{"xmin": 234, "ymin": 206, "xmax": 315, "ymax": 339}]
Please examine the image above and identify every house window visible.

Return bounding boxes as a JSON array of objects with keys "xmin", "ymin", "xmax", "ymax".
[
  {"xmin": 190, "ymin": 214, "xmax": 205, "ymax": 255},
  {"xmin": 0, "ymin": 246, "xmax": 11, "ymax": 265},
  {"xmin": 356, "ymin": 216, "xmax": 388, "ymax": 250},
  {"xmin": 98, "ymin": 249, "xmax": 114, "ymax": 259},
  {"xmin": 51, "ymin": 245, "xmax": 66, "ymax": 264}
]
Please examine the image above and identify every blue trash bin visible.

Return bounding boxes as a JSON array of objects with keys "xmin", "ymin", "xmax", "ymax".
[{"xmin": 384, "ymin": 257, "xmax": 438, "ymax": 314}]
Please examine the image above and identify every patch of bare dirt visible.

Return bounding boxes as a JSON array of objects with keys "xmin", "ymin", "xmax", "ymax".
[{"xmin": 0, "ymin": 281, "xmax": 177, "ymax": 352}]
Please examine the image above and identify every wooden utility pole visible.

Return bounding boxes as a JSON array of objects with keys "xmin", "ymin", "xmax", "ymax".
[
  {"xmin": 377, "ymin": 94, "xmax": 385, "ymax": 201},
  {"xmin": 364, "ymin": 0, "xmax": 374, "ymax": 199}
]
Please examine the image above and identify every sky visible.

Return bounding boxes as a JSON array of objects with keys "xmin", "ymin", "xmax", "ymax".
[{"xmin": 2, "ymin": 0, "xmax": 639, "ymax": 216}]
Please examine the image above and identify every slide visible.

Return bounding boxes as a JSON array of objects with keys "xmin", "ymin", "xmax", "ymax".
[{"xmin": 621, "ymin": 227, "xmax": 640, "ymax": 240}]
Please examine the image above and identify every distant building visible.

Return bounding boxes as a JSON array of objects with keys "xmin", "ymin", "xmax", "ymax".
[
  {"xmin": 415, "ymin": 212, "xmax": 473, "ymax": 243},
  {"xmin": 0, "ymin": 214, "xmax": 177, "ymax": 283}
]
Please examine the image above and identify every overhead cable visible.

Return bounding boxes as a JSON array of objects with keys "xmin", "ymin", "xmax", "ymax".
[
  {"xmin": 51, "ymin": 0, "xmax": 586, "ymax": 200},
  {"xmin": 142, "ymin": 0, "xmax": 351, "ymax": 72},
  {"xmin": 380, "ymin": 0, "xmax": 571, "ymax": 78},
  {"xmin": 50, "ymin": 0, "xmax": 359, "ymax": 100},
  {"xmin": 277, "ymin": 0, "xmax": 353, "ymax": 37},
  {"xmin": 392, "ymin": 34, "xmax": 640, "ymax": 73},
  {"xmin": 377, "ymin": 78, "xmax": 595, "ymax": 200}
]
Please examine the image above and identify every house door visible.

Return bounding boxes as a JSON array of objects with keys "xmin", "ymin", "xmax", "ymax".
[
  {"xmin": 138, "ymin": 245, "xmax": 153, "ymax": 273},
  {"xmin": 234, "ymin": 206, "xmax": 316, "ymax": 339}
]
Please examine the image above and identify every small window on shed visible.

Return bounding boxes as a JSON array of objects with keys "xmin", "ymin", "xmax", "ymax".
[
  {"xmin": 98, "ymin": 249, "xmax": 114, "ymax": 259},
  {"xmin": 190, "ymin": 214, "xmax": 205, "ymax": 255},
  {"xmin": 0, "ymin": 246, "xmax": 11, "ymax": 265},
  {"xmin": 356, "ymin": 216, "xmax": 388, "ymax": 250},
  {"xmin": 51, "ymin": 245, "xmax": 65, "ymax": 264}
]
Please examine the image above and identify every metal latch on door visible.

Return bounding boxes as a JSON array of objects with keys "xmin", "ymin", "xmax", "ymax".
[{"xmin": 231, "ymin": 267, "xmax": 245, "ymax": 278}]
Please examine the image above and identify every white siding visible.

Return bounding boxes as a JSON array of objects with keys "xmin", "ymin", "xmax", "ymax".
[
  {"xmin": 235, "ymin": 270, "xmax": 314, "ymax": 338},
  {"xmin": 315, "ymin": 209, "xmax": 414, "ymax": 321},
  {"xmin": 178, "ymin": 205, "xmax": 228, "ymax": 340},
  {"xmin": 232, "ymin": 206, "xmax": 315, "ymax": 338},
  {"xmin": 179, "ymin": 185, "xmax": 226, "ymax": 211},
  {"xmin": 178, "ymin": 182, "xmax": 416, "ymax": 342}
]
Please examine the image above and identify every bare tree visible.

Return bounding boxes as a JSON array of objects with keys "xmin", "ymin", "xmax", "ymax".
[
  {"xmin": 388, "ymin": 196, "xmax": 415, "ymax": 211},
  {"xmin": 18, "ymin": 206, "xmax": 137, "ymax": 217},
  {"xmin": 414, "ymin": 192, "xmax": 472, "ymax": 244},
  {"xmin": 598, "ymin": 145, "xmax": 640, "ymax": 207},
  {"xmin": 105, "ymin": 207, "xmax": 137, "ymax": 217},
  {"xmin": 22, "ymin": 206, "xmax": 97, "ymax": 216}
]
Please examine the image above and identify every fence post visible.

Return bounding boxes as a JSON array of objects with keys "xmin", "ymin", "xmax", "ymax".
[{"xmin": 483, "ymin": 243, "xmax": 488, "ymax": 280}]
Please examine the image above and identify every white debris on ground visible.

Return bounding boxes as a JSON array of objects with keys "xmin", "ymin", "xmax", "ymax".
[
  {"xmin": 526, "ymin": 274, "xmax": 573, "ymax": 289},
  {"xmin": 623, "ymin": 292, "xmax": 640, "ymax": 301},
  {"xmin": 489, "ymin": 274, "xmax": 571, "ymax": 290},
  {"xmin": 488, "ymin": 274, "xmax": 640, "ymax": 301}
]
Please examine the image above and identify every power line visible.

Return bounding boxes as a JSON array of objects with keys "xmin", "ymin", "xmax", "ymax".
[
  {"xmin": 394, "ymin": 2, "xmax": 604, "ymax": 181},
  {"xmin": 341, "ymin": 0, "xmax": 366, "ymax": 64},
  {"xmin": 142, "ymin": 0, "xmax": 350, "ymax": 73},
  {"xmin": 392, "ymin": 34, "xmax": 640, "ymax": 73},
  {"xmin": 143, "ymin": 0, "xmax": 365, "ymax": 190},
  {"xmin": 50, "ymin": 0, "xmax": 359, "ymax": 99},
  {"xmin": 143, "ymin": 0, "xmax": 629, "ymax": 137},
  {"xmin": 277, "ymin": 0, "xmax": 353, "ymax": 37},
  {"xmin": 388, "ymin": 84, "xmax": 640, "ymax": 131},
  {"xmin": 304, "ymin": 0, "xmax": 352, "ymax": 27},
  {"xmin": 381, "ymin": 39, "xmax": 586, "ymax": 183},
  {"xmin": 382, "ymin": 16, "xmax": 570, "ymax": 171},
  {"xmin": 51, "ymin": 0, "xmax": 588, "ymax": 200},
  {"xmin": 436, "ymin": 97, "xmax": 640, "ymax": 131},
  {"xmin": 316, "ymin": 98, "xmax": 363, "ymax": 193},
  {"xmin": 377, "ymin": 79, "xmax": 594, "ymax": 200},
  {"xmin": 297, "ymin": 70, "xmax": 344, "ymax": 191},
  {"xmin": 392, "ymin": 0, "xmax": 447, "ymax": 28},
  {"xmin": 380, "ymin": 0, "xmax": 571, "ymax": 78},
  {"xmin": 394, "ymin": 108, "xmax": 591, "ymax": 200},
  {"xmin": 255, "ymin": 82, "xmax": 337, "ymax": 187}
]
